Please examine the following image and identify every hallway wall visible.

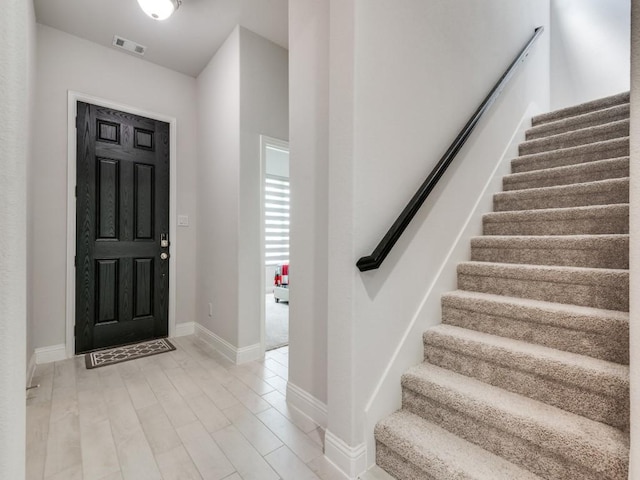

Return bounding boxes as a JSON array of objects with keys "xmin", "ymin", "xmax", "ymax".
[
  {"xmin": 0, "ymin": 0, "xmax": 36, "ymax": 478},
  {"xmin": 31, "ymin": 25, "xmax": 198, "ymax": 351},
  {"xmin": 196, "ymin": 27, "xmax": 241, "ymax": 348},
  {"xmin": 551, "ymin": 0, "xmax": 630, "ymax": 109},
  {"xmin": 239, "ymin": 28, "xmax": 289, "ymax": 348},
  {"xmin": 287, "ymin": 0, "xmax": 551, "ymax": 475},
  {"xmin": 196, "ymin": 26, "xmax": 288, "ymax": 354},
  {"xmin": 288, "ymin": 0, "xmax": 330, "ymax": 411}
]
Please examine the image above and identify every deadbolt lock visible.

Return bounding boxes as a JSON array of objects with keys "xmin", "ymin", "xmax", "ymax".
[{"xmin": 161, "ymin": 233, "xmax": 170, "ymax": 248}]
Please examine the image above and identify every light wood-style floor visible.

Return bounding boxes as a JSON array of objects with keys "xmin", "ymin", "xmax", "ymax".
[{"xmin": 26, "ymin": 335, "xmax": 348, "ymax": 480}]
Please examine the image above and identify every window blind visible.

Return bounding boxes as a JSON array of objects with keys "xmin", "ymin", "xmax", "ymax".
[{"xmin": 265, "ymin": 175, "xmax": 290, "ymax": 266}]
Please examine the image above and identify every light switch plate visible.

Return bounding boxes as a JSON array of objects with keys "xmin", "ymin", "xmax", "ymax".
[{"xmin": 178, "ymin": 215, "xmax": 189, "ymax": 226}]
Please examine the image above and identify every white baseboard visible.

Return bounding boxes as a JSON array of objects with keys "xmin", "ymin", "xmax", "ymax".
[
  {"xmin": 194, "ymin": 323, "xmax": 236, "ymax": 361},
  {"xmin": 35, "ymin": 344, "xmax": 67, "ymax": 364},
  {"xmin": 236, "ymin": 342, "xmax": 263, "ymax": 364},
  {"xmin": 286, "ymin": 382, "xmax": 328, "ymax": 428},
  {"xmin": 325, "ymin": 430, "xmax": 367, "ymax": 479},
  {"xmin": 26, "ymin": 352, "xmax": 37, "ymax": 387},
  {"xmin": 194, "ymin": 323, "xmax": 262, "ymax": 364},
  {"xmin": 174, "ymin": 322, "xmax": 195, "ymax": 337}
]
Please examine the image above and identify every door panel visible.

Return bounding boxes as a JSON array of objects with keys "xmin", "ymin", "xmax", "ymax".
[
  {"xmin": 97, "ymin": 158, "xmax": 120, "ymax": 239},
  {"xmin": 96, "ymin": 259, "xmax": 118, "ymax": 323},
  {"xmin": 134, "ymin": 258, "xmax": 154, "ymax": 318},
  {"xmin": 135, "ymin": 163, "xmax": 154, "ymax": 239},
  {"xmin": 76, "ymin": 102, "xmax": 170, "ymax": 354}
]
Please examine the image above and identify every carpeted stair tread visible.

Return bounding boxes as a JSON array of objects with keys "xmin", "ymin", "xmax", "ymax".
[
  {"xmin": 470, "ymin": 234, "xmax": 628, "ymax": 268},
  {"xmin": 423, "ymin": 324, "xmax": 629, "ymax": 392},
  {"xmin": 457, "ymin": 261, "xmax": 628, "ymax": 311},
  {"xmin": 503, "ymin": 156, "xmax": 629, "ymax": 191},
  {"xmin": 375, "ymin": 410, "xmax": 544, "ymax": 480},
  {"xmin": 376, "ymin": 93, "xmax": 630, "ymax": 479},
  {"xmin": 423, "ymin": 324, "xmax": 629, "ymax": 427},
  {"xmin": 401, "ymin": 363, "xmax": 629, "ymax": 480},
  {"xmin": 441, "ymin": 290, "xmax": 629, "ymax": 363},
  {"xmin": 532, "ymin": 91, "xmax": 629, "ymax": 126},
  {"xmin": 526, "ymin": 103, "xmax": 630, "ymax": 140},
  {"xmin": 511, "ymin": 137, "xmax": 629, "ymax": 173},
  {"xmin": 518, "ymin": 119, "xmax": 628, "ymax": 156},
  {"xmin": 493, "ymin": 177, "xmax": 628, "ymax": 212},
  {"xmin": 483, "ymin": 204, "xmax": 629, "ymax": 236}
]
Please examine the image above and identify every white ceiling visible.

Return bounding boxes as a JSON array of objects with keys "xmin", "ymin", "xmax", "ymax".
[{"xmin": 34, "ymin": 0, "xmax": 289, "ymax": 77}]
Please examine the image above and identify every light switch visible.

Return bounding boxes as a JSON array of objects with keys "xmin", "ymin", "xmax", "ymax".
[{"xmin": 178, "ymin": 215, "xmax": 189, "ymax": 227}]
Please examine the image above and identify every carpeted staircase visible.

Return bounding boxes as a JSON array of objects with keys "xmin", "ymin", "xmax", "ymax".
[{"xmin": 375, "ymin": 92, "xmax": 630, "ymax": 480}]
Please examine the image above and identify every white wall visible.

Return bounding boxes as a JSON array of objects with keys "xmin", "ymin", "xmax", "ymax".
[
  {"xmin": 197, "ymin": 26, "xmax": 288, "ymax": 353},
  {"xmin": 239, "ymin": 28, "xmax": 289, "ymax": 348},
  {"xmin": 326, "ymin": 0, "xmax": 360, "ymax": 466},
  {"xmin": 196, "ymin": 27, "xmax": 242, "ymax": 346},
  {"xmin": 26, "ymin": 4, "xmax": 38, "ymax": 370},
  {"xmin": 628, "ymin": 0, "xmax": 639, "ymax": 476},
  {"xmin": 288, "ymin": 0, "xmax": 330, "ymax": 412},
  {"xmin": 551, "ymin": 0, "xmax": 630, "ymax": 109},
  {"xmin": 32, "ymin": 25, "xmax": 198, "ymax": 351},
  {"xmin": 291, "ymin": 0, "xmax": 551, "ymax": 474},
  {"xmin": 0, "ymin": 0, "xmax": 36, "ymax": 477}
]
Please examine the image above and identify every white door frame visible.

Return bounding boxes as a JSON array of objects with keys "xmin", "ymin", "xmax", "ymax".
[
  {"xmin": 259, "ymin": 135, "xmax": 290, "ymax": 353},
  {"xmin": 65, "ymin": 91, "xmax": 178, "ymax": 358}
]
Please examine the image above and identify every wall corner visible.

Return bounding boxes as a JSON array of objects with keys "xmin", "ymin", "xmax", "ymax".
[{"xmin": 324, "ymin": 430, "xmax": 368, "ymax": 479}]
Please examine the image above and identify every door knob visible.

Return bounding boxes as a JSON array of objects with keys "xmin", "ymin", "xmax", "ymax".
[{"xmin": 160, "ymin": 252, "xmax": 169, "ymax": 260}]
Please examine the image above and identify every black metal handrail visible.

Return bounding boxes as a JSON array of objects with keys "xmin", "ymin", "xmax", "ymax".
[{"xmin": 356, "ymin": 27, "xmax": 544, "ymax": 272}]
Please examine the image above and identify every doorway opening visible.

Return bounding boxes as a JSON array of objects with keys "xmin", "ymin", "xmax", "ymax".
[{"xmin": 261, "ymin": 136, "xmax": 290, "ymax": 351}]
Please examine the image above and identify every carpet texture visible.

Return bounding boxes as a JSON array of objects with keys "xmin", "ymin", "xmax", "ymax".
[
  {"xmin": 375, "ymin": 92, "xmax": 630, "ymax": 479},
  {"xmin": 265, "ymin": 293, "xmax": 289, "ymax": 350}
]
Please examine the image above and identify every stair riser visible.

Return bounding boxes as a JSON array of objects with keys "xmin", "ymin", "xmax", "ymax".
[
  {"xmin": 503, "ymin": 160, "xmax": 629, "ymax": 191},
  {"xmin": 423, "ymin": 343, "xmax": 628, "ymax": 429},
  {"xmin": 483, "ymin": 215, "xmax": 629, "ymax": 236},
  {"xmin": 494, "ymin": 185, "xmax": 628, "ymax": 212},
  {"xmin": 526, "ymin": 105, "xmax": 630, "ymax": 140},
  {"xmin": 512, "ymin": 140, "xmax": 629, "ymax": 173},
  {"xmin": 532, "ymin": 93, "xmax": 629, "ymax": 126},
  {"xmin": 402, "ymin": 389, "xmax": 619, "ymax": 480},
  {"xmin": 457, "ymin": 271, "xmax": 628, "ymax": 311},
  {"xmin": 470, "ymin": 244, "xmax": 629, "ymax": 269},
  {"xmin": 376, "ymin": 411, "xmax": 548, "ymax": 480},
  {"xmin": 376, "ymin": 443, "xmax": 438, "ymax": 480},
  {"xmin": 519, "ymin": 122, "xmax": 628, "ymax": 156},
  {"xmin": 442, "ymin": 304, "xmax": 629, "ymax": 364}
]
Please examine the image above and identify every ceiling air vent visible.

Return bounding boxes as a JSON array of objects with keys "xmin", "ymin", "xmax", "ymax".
[{"xmin": 112, "ymin": 35, "xmax": 147, "ymax": 56}]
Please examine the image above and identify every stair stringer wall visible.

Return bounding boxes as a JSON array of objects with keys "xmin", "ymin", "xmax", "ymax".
[
  {"xmin": 362, "ymin": 103, "xmax": 542, "ymax": 469},
  {"xmin": 323, "ymin": 5, "xmax": 551, "ymax": 476}
]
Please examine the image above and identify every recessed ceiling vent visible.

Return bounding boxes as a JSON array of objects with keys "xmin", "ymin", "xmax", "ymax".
[{"xmin": 112, "ymin": 35, "xmax": 146, "ymax": 56}]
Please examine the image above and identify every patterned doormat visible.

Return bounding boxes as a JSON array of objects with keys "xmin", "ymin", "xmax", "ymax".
[{"xmin": 85, "ymin": 338, "xmax": 176, "ymax": 369}]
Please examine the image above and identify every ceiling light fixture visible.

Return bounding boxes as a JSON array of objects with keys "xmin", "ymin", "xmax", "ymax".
[{"xmin": 137, "ymin": 0, "xmax": 181, "ymax": 21}]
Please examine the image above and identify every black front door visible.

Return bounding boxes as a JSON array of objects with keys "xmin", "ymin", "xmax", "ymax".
[{"xmin": 75, "ymin": 102, "xmax": 170, "ymax": 354}]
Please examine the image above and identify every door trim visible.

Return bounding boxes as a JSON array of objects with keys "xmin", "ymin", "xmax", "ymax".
[{"xmin": 66, "ymin": 91, "xmax": 178, "ymax": 358}]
